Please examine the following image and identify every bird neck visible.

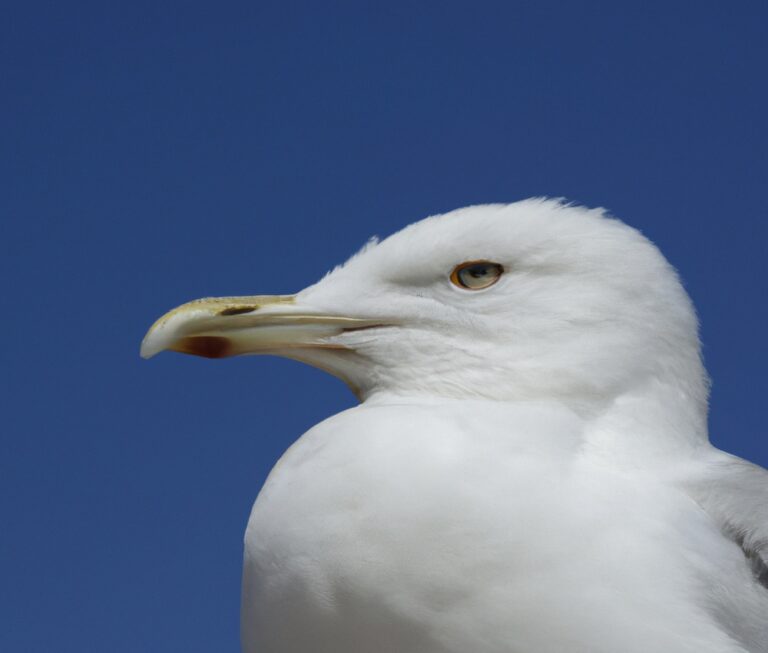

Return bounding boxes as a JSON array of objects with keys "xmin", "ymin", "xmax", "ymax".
[{"xmin": 363, "ymin": 373, "xmax": 709, "ymax": 465}]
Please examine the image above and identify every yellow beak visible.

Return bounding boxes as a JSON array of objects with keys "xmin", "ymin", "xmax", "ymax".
[{"xmin": 140, "ymin": 295, "xmax": 384, "ymax": 360}]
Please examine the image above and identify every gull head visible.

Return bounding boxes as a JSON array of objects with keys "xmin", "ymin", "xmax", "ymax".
[{"xmin": 142, "ymin": 199, "xmax": 707, "ymax": 413}]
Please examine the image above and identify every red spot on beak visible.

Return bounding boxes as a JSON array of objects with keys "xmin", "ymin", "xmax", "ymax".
[{"xmin": 171, "ymin": 336, "xmax": 233, "ymax": 359}]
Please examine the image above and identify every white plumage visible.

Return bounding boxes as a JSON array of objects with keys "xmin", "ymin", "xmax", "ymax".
[{"xmin": 143, "ymin": 199, "xmax": 768, "ymax": 652}]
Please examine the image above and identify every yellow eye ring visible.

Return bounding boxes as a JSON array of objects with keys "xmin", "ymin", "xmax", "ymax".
[{"xmin": 450, "ymin": 261, "xmax": 504, "ymax": 290}]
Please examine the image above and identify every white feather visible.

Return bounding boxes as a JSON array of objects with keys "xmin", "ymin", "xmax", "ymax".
[{"xmin": 240, "ymin": 199, "xmax": 767, "ymax": 652}]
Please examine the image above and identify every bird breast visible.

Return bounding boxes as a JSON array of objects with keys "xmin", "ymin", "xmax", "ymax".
[{"xmin": 241, "ymin": 400, "xmax": 744, "ymax": 653}]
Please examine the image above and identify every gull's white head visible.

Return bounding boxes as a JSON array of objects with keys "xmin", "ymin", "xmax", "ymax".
[{"xmin": 142, "ymin": 198, "xmax": 707, "ymax": 418}]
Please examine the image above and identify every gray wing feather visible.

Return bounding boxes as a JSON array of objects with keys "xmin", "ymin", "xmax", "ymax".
[
  {"xmin": 689, "ymin": 455, "xmax": 768, "ymax": 583},
  {"xmin": 685, "ymin": 453, "xmax": 768, "ymax": 652}
]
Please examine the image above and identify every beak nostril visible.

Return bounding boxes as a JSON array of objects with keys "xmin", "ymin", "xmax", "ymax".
[{"xmin": 219, "ymin": 306, "xmax": 258, "ymax": 316}]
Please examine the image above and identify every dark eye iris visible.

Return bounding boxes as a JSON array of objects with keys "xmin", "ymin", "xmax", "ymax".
[{"xmin": 450, "ymin": 261, "xmax": 504, "ymax": 290}]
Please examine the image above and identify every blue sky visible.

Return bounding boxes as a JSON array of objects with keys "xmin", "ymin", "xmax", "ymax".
[{"xmin": 3, "ymin": 2, "xmax": 767, "ymax": 651}]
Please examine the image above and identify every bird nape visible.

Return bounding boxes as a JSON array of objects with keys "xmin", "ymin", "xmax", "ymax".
[{"xmin": 143, "ymin": 198, "xmax": 768, "ymax": 653}]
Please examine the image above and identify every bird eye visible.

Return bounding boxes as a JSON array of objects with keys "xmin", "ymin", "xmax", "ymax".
[{"xmin": 450, "ymin": 261, "xmax": 504, "ymax": 290}]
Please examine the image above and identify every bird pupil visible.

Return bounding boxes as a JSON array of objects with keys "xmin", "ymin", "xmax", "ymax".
[{"xmin": 469, "ymin": 266, "xmax": 488, "ymax": 277}]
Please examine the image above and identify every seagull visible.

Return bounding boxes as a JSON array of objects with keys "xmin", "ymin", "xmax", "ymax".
[{"xmin": 141, "ymin": 199, "xmax": 768, "ymax": 653}]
